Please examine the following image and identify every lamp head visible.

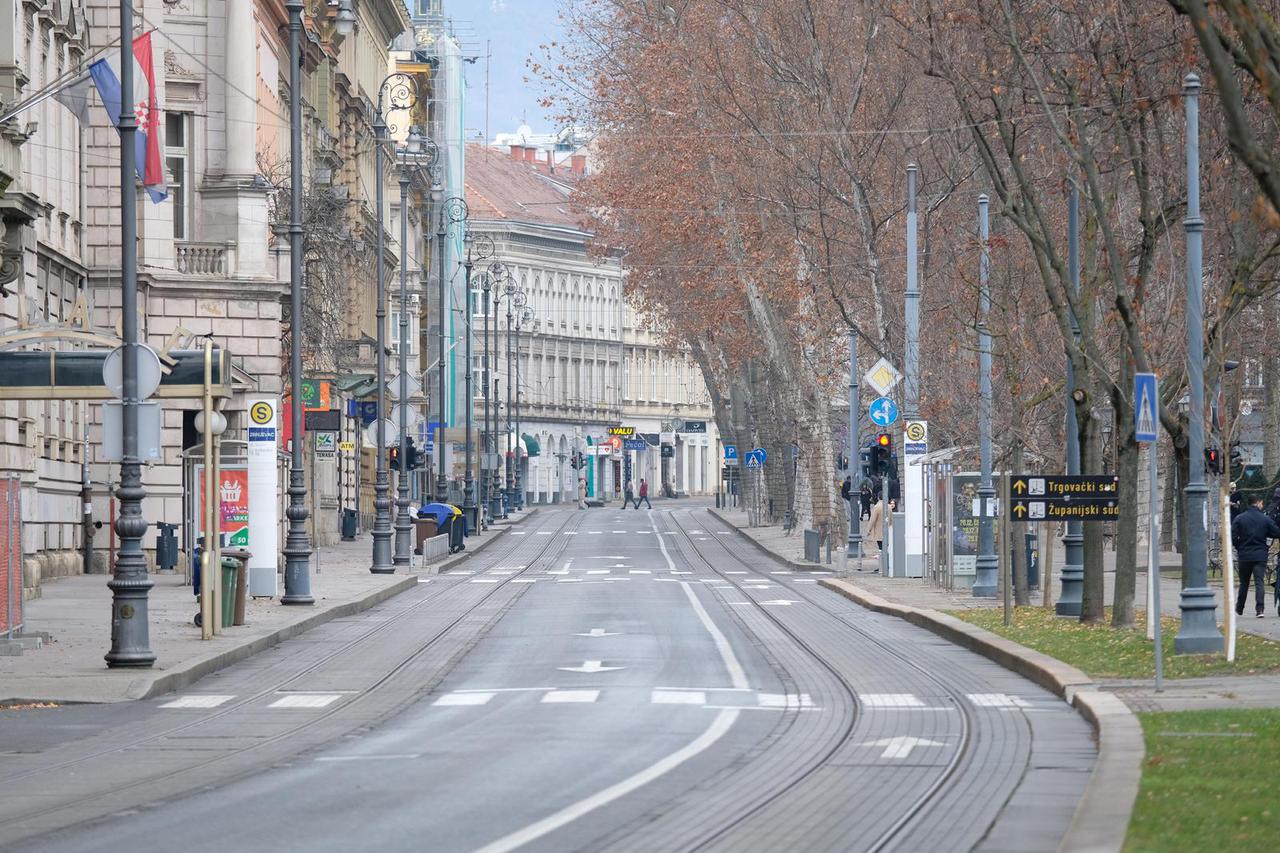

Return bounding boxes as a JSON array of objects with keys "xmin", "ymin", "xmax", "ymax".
[
  {"xmin": 430, "ymin": 181, "xmax": 444, "ymax": 204},
  {"xmin": 334, "ymin": 0, "xmax": 356, "ymax": 36},
  {"xmin": 405, "ymin": 125, "xmax": 423, "ymax": 155}
]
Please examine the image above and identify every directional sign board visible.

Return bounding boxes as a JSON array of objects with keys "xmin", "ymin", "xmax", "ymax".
[
  {"xmin": 1008, "ymin": 474, "xmax": 1120, "ymax": 522},
  {"xmin": 869, "ymin": 397, "xmax": 899, "ymax": 428},
  {"xmin": 1134, "ymin": 373, "xmax": 1158, "ymax": 443}
]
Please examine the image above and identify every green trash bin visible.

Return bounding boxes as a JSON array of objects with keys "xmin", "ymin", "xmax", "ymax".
[{"xmin": 220, "ymin": 557, "xmax": 239, "ymax": 629}]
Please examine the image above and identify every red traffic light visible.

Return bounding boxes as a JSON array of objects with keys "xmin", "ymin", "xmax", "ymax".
[{"xmin": 877, "ymin": 433, "xmax": 891, "ymax": 447}]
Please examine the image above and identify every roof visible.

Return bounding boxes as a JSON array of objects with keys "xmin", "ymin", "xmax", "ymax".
[{"xmin": 463, "ymin": 142, "xmax": 585, "ymax": 230}]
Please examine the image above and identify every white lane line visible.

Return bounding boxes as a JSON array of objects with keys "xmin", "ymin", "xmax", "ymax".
[
  {"xmin": 557, "ymin": 578, "xmax": 583, "ymax": 583},
  {"xmin": 433, "ymin": 691, "xmax": 495, "ymax": 706},
  {"xmin": 770, "ymin": 571, "xmax": 793, "ymax": 576},
  {"xmin": 473, "ymin": 709, "xmax": 738, "ymax": 853},
  {"xmin": 586, "ymin": 569, "xmax": 610, "ymax": 575},
  {"xmin": 676, "ymin": 582, "xmax": 749, "ymax": 690},
  {"xmin": 315, "ymin": 754, "xmax": 420, "ymax": 762},
  {"xmin": 536, "ymin": 531, "xmax": 553, "ymax": 536},
  {"xmin": 629, "ymin": 570, "xmax": 651, "ymax": 575},
  {"xmin": 160, "ymin": 695, "xmax": 235, "ymax": 709},
  {"xmin": 725, "ymin": 571, "xmax": 747, "ymax": 575},
  {"xmin": 541, "ymin": 690, "xmax": 600, "ymax": 704},
  {"xmin": 652, "ymin": 690, "xmax": 707, "ymax": 705},
  {"xmin": 511, "ymin": 532, "xmax": 527, "ymax": 536},
  {"xmin": 452, "ymin": 571, "xmax": 474, "ymax": 576},
  {"xmin": 792, "ymin": 579, "xmax": 817, "ymax": 584},
  {"xmin": 470, "ymin": 578, "xmax": 501, "ymax": 584},
  {"xmin": 861, "ymin": 693, "xmax": 925, "ymax": 708},
  {"xmin": 269, "ymin": 694, "xmax": 345, "ymax": 709},
  {"xmin": 563, "ymin": 531, "xmax": 578, "ymax": 535},
  {"xmin": 417, "ymin": 578, "xmax": 431, "ymax": 584},
  {"xmin": 488, "ymin": 570, "xmax": 515, "ymax": 576},
  {"xmin": 511, "ymin": 578, "xmax": 537, "ymax": 584}
]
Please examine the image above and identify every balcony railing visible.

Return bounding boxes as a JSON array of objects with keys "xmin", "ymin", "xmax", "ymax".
[{"xmin": 175, "ymin": 241, "xmax": 237, "ymax": 277}]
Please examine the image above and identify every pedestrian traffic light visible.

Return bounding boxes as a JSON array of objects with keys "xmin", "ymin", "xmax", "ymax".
[
  {"xmin": 406, "ymin": 438, "xmax": 423, "ymax": 470},
  {"xmin": 859, "ymin": 449, "xmax": 872, "ymax": 478},
  {"xmin": 389, "ymin": 445, "xmax": 400, "ymax": 469},
  {"xmin": 1206, "ymin": 446, "xmax": 1220, "ymax": 475}
]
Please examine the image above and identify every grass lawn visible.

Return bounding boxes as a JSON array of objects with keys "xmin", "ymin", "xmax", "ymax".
[
  {"xmin": 948, "ymin": 606, "xmax": 1280, "ymax": 679},
  {"xmin": 1126, "ymin": 709, "xmax": 1280, "ymax": 851}
]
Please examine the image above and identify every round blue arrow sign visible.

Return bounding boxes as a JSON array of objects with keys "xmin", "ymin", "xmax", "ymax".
[{"xmin": 869, "ymin": 397, "xmax": 899, "ymax": 427}]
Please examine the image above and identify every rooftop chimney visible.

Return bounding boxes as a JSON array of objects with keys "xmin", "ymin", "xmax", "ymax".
[
  {"xmin": 570, "ymin": 153, "xmax": 587, "ymax": 175},
  {"xmin": 509, "ymin": 144, "xmax": 523, "ymax": 161}
]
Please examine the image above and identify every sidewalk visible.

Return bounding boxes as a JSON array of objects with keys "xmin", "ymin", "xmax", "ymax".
[
  {"xmin": 711, "ymin": 507, "xmax": 1280, "ymax": 712},
  {"xmin": 0, "ymin": 513, "xmax": 533, "ymax": 704}
]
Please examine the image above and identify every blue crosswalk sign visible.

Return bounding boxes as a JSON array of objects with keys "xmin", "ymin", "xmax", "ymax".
[{"xmin": 1135, "ymin": 373, "xmax": 1158, "ymax": 443}]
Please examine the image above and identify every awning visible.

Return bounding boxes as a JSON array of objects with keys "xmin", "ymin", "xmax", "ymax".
[{"xmin": 522, "ymin": 433, "xmax": 540, "ymax": 457}]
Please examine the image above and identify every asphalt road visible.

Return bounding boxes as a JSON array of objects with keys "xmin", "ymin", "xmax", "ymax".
[{"xmin": 0, "ymin": 505, "xmax": 1094, "ymax": 852}]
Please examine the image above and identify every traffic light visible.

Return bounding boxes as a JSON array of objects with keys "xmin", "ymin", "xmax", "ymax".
[
  {"xmin": 874, "ymin": 433, "xmax": 895, "ymax": 477},
  {"xmin": 406, "ymin": 438, "xmax": 423, "ymax": 470},
  {"xmin": 388, "ymin": 445, "xmax": 400, "ymax": 470},
  {"xmin": 1206, "ymin": 446, "xmax": 1221, "ymax": 475},
  {"xmin": 1229, "ymin": 441, "xmax": 1243, "ymax": 476},
  {"xmin": 859, "ymin": 449, "xmax": 872, "ymax": 478}
]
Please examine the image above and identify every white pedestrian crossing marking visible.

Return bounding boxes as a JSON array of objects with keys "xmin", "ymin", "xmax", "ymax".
[
  {"xmin": 470, "ymin": 578, "xmax": 500, "ymax": 584},
  {"xmin": 586, "ymin": 569, "xmax": 610, "ymax": 575},
  {"xmin": 562, "ymin": 531, "xmax": 578, "ymax": 535},
  {"xmin": 968, "ymin": 693, "xmax": 1030, "ymax": 708},
  {"xmin": 726, "ymin": 571, "xmax": 747, "ymax": 575},
  {"xmin": 433, "ymin": 692, "xmax": 495, "ymax": 706},
  {"xmin": 536, "ymin": 531, "xmax": 553, "ymax": 536},
  {"xmin": 541, "ymin": 690, "xmax": 600, "ymax": 704},
  {"xmin": 757, "ymin": 693, "xmax": 815, "ymax": 708},
  {"xmin": 160, "ymin": 694, "xmax": 235, "ymax": 709},
  {"xmin": 770, "ymin": 571, "xmax": 793, "ymax": 575},
  {"xmin": 511, "ymin": 578, "xmax": 537, "ymax": 584},
  {"xmin": 269, "ymin": 694, "xmax": 345, "ymax": 709},
  {"xmin": 629, "ymin": 570, "xmax": 651, "ymax": 574},
  {"xmin": 511, "ymin": 532, "xmax": 527, "ymax": 536},
  {"xmin": 652, "ymin": 690, "xmax": 707, "ymax": 705},
  {"xmin": 861, "ymin": 693, "xmax": 925, "ymax": 708}
]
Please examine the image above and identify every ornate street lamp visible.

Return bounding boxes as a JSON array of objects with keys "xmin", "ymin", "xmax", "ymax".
[
  {"xmin": 434, "ymin": 195, "xmax": 469, "ymax": 504},
  {"xmin": 369, "ymin": 72, "xmax": 425, "ymax": 573}
]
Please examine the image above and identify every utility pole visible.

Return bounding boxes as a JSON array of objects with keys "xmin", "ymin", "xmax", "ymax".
[
  {"xmin": 846, "ymin": 327, "xmax": 862, "ymax": 566},
  {"xmin": 1175, "ymin": 73, "xmax": 1223, "ymax": 654},
  {"xmin": 105, "ymin": 5, "xmax": 156, "ymax": 664},
  {"xmin": 280, "ymin": 0, "xmax": 313, "ymax": 605},
  {"xmin": 973, "ymin": 194, "xmax": 997, "ymax": 598},
  {"xmin": 370, "ymin": 93, "xmax": 393, "ymax": 573},
  {"xmin": 903, "ymin": 164, "xmax": 924, "ymax": 578},
  {"xmin": 1057, "ymin": 186, "xmax": 1084, "ymax": 615}
]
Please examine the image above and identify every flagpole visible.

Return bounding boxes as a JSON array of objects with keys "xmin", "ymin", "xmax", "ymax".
[{"xmin": 105, "ymin": 2, "xmax": 154, "ymax": 666}]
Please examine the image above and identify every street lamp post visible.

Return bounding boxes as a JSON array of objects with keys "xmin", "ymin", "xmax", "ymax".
[
  {"xmin": 846, "ymin": 327, "xmax": 861, "ymax": 564},
  {"xmin": 369, "ymin": 73, "xmax": 418, "ymax": 574},
  {"xmin": 1058, "ymin": 186, "xmax": 1085, "ymax": 614},
  {"xmin": 459, "ymin": 229, "xmax": 490, "ymax": 535},
  {"xmin": 281, "ymin": 0, "xmax": 313, "ymax": 604},
  {"xmin": 973, "ymin": 194, "xmax": 998, "ymax": 598},
  {"xmin": 393, "ymin": 126, "xmax": 429, "ymax": 566},
  {"xmin": 1175, "ymin": 73, "xmax": 1223, "ymax": 654},
  {"xmin": 106, "ymin": 0, "xmax": 155, "ymax": 665},
  {"xmin": 484, "ymin": 265, "xmax": 509, "ymax": 521},
  {"xmin": 514, "ymin": 305, "xmax": 532, "ymax": 509},
  {"xmin": 433, "ymin": 197, "xmax": 468, "ymax": 506}
]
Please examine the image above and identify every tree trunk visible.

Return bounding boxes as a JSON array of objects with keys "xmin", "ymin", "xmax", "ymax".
[
  {"xmin": 1011, "ymin": 440, "xmax": 1030, "ymax": 606},
  {"xmin": 1112, "ymin": 434, "xmax": 1139, "ymax": 627},
  {"xmin": 1081, "ymin": 411, "xmax": 1106, "ymax": 623}
]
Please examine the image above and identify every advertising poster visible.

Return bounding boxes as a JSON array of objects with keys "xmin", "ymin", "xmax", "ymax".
[
  {"xmin": 951, "ymin": 473, "xmax": 979, "ymax": 577},
  {"xmin": 197, "ymin": 467, "xmax": 249, "ymax": 547}
]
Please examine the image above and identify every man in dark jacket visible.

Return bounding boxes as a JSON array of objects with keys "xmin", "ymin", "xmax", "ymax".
[{"xmin": 1231, "ymin": 495, "xmax": 1280, "ymax": 618}]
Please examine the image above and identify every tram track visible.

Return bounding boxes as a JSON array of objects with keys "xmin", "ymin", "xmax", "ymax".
[{"xmin": 0, "ymin": 510, "xmax": 583, "ymax": 844}]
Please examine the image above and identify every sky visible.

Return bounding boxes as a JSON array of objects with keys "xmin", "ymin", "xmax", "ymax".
[{"xmin": 448, "ymin": 0, "xmax": 568, "ymax": 143}]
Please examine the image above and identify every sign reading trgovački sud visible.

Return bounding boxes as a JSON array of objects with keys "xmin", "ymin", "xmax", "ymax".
[{"xmin": 1007, "ymin": 474, "xmax": 1121, "ymax": 522}]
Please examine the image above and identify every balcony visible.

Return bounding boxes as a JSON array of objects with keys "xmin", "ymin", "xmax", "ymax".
[{"xmin": 175, "ymin": 241, "xmax": 237, "ymax": 277}]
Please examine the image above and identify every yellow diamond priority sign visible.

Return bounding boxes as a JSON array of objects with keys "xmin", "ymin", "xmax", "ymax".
[{"xmin": 863, "ymin": 358, "xmax": 902, "ymax": 397}]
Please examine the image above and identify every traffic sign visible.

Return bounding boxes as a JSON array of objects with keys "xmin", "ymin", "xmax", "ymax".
[
  {"xmin": 724, "ymin": 444, "xmax": 738, "ymax": 460},
  {"xmin": 1008, "ymin": 474, "xmax": 1121, "ymax": 523},
  {"xmin": 904, "ymin": 420, "xmax": 928, "ymax": 457},
  {"xmin": 744, "ymin": 448, "xmax": 767, "ymax": 469},
  {"xmin": 869, "ymin": 397, "xmax": 899, "ymax": 428},
  {"xmin": 863, "ymin": 358, "xmax": 902, "ymax": 397},
  {"xmin": 1135, "ymin": 373, "xmax": 1158, "ymax": 443},
  {"xmin": 103, "ymin": 344, "xmax": 163, "ymax": 400}
]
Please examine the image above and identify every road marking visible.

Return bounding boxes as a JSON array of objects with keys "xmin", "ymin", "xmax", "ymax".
[
  {"xmin": 269, "ymin": 694, "xmax": 345, "ymax": 709},
  {"xmin": 511, "ymin": 532, "xmax": 526, "ymax": 536},
  {"xmin": 612, "ymin": 530, "xmax": 627, "ymax": 534},
  {"xmin": 717, "ymin": 531, "xmax": 731, "ymax": 535},
  {"xmin": 586, "ymin": 569, "xmax": 610, "ymax": 575},
  {"xmin": 160, "ymin": 695, "xmax": 235, "ymax": 709},
  {"xmin": 596, "ymin": 555, "xmax": 628, "ymax": 559},
  {"xmin": 671, "ymin": 570, "xmax": 692, "ymax": 575},
  {"xmin": 629, "ymin": 570, "xmax": 651, "ymax": 575},
  {"xmin": 860, "ymin": 736, "xmax": 946, "ymax": 760},
  {"xmin": 968, "ymin": 693, "xmax": 1030, "ymax": 708},
  {"xmin": 759, "ymin": 599, "xmax": 799, "ymax": 606},
  {"xmin": 541, "ymin": 690, "xmax": 600, "ymax": 704},
  {"xmin": 675, "ymin": 583, "xmax": 750, "ymax": 690},
  {"xmin": 725, "ymin": 571, "xmax": 747, "ymax": 575},
  {"xmin": 652, "ymin": 690, "xmax": 707, "ymax": 705},
  {"xmin": 557, "ymin": 660, "xmax": 624, "ymax": 673},
  {"xmin": 758, "ymin": 693, "xmax": 815, "ymax": 708},
  {"xmin": 315, "ymin": 753, "xmax": 420, "ymax": 762},
  {"xmin": 470, "ymin": 578, "xmax": 501, "ymax": 584},
  {"xmin": 577, "ymin": 628, "xmax": 619, "ymax": 637},
  {"xmin": 557, "ymin": 578, "xmax": 583, "ymax": 583},
  {"xmin": 417, "ymin": 578, "xmax": 431, "ymax": 584},
  {"xmin": 609, "ymin": 563, "xmax": 633, "ymax": 568},
  {"xmin": 861, "ymin": 693, "xmax": 925, "ymax": 708},
  {"xmin": 548, "ymin": 569, "xmax": 569, "ymax": 575},
  {"xmin": 792, "ymin": 579, "xmax": 817, "ymax": 584},
  {"xmin": 770, "ymin": 571, "xmax": 793, "ymax": 575},
  {"xmin": 562, "ymin": 531, "xmax": 578, "ymax": 535},
  {"xmin": 433, "ymin": 692, "xmax": 495, "ymax": 706},
  {"xmin": 488, "ymin": 570, "xmax": 515, "ymax": 575},
  {"xmin": 472, "ymin": 709, "xmax": 738, "ymax": 853},
  {"xmin": 536, "ymin": 531, "xmax": 553, "ymax": 536},
  {"xmin": 511, "ymin": 578, "xmax": 537, "ymax": 584},
  {"xmin": 452, "ymin": 571, "xmax": 474, "ymax": 576}
]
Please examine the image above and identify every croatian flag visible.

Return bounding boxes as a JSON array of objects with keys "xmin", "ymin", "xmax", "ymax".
[{"xmin": 90, "ymin": 32, "xmax": 167, "ymax": 203}]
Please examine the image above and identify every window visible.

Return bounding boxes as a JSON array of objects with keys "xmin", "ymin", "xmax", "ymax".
[{"xmin": 165, "ymin": 112, "xmax": 190, "ymax": 239}]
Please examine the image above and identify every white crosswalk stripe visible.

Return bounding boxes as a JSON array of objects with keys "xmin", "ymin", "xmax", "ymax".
[
  {"xmin": 541, "ymin": 690, "xmax": 600, "ymax": 704},
  {"xmin": 269, "ymin": 694, "xmax": 345, "ymax": 709},
  {"xmin": 861, "ymin": 693, "xmax": 924, "ymax": 708},
  {"xmin": 433, "ymin": 692, "xmax": 495, "ymax": 706},
  {"xmin": 757, "ymin": 693, "xmax": 815, "ymax": 709},
  {"xmin": 160, "ymin": 694, "xmax": 235, "ymax": 709},
  {"xmin": 968, "ymin": 693, "xmax": 1030, "ymax": 708},
  {"xmin": 652, "ymin": 690, "xmax": 706, "ymax": 705}
]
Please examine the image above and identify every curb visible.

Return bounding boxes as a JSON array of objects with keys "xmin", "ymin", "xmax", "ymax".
[
  {"xmin": 819, "ymin": 576, "xmax": 1141, "ymax": 853},
  {"xmin": 133, "ymin": 512, "xmax": 536, "ymax": 700},
  {"xmin": 708, "ymin": 507, "xmax": 835, "ymax": 572}
]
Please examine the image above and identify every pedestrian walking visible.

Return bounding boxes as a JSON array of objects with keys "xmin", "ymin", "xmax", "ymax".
[
  {"xmin": 840, "ymin": 476, "xmax": 853, "ymax": 515},
  {"xmin": 867, "ymin": 497, "xmax": 884, "ymax": 554},
  {"xmin": 859, "ymin": 481, "xmax": 872, "ymax": 521},
  {"xmin": 624, "ymin": 479, "xmax": 636, "ymax": 509},
  {"xmin": 636, "ymin": 478, "xmax": 652, "ymax": 509},
  {"xmin": 577, "ymin": 477, "xmax": 588, "ymax": 510},
  {"xmin": 1232, "ymin": 494, "xmax": 1280, "ymax": 618}
]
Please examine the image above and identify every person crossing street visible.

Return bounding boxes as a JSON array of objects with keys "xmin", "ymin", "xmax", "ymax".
[{"xmin": 634, "ymin": 478, "xmax": 652, "ymax": 509}]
